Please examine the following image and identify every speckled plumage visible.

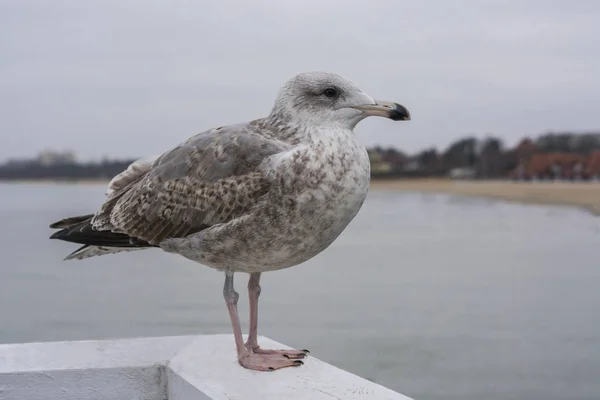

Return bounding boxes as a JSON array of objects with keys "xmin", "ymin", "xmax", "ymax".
[
  {"xmin": 159, "ymin": 125, "xmax": 371, "ymax": 273},
  {"xmin": 49, "ymin": 71, "xmax": 410, "ymax": 372},
  {"xmin": 80, "ymin": 113, "xmax": 370, "ymax": 272},
  {"xmin": 53, "ymin": 72, "xmax": 400, "ymax": 271}
]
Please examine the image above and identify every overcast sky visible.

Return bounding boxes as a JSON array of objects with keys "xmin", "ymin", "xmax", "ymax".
[{"xmin": 1, "ymin": 0, "xmax": 599, "ymax": 161}]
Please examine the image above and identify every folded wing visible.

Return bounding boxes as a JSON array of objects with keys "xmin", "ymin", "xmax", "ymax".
[{"xmin": 50, "ymin": 124, "xmax": 290, "ymax": 259}]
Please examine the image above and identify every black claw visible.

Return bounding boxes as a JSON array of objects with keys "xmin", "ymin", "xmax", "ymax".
[
  {"xmin": 268, "ymin": 367, "xmax": 275, "ymax": 371},
  {"xmin": 294, "ymin": 360, "xmax": 304, "ymax": 365},
  {"xmin": 283, "ymin": 354, "xmax": 290, "ymax": 359},
  {"xmin": 302, "ymin": 349, "xmax": 310, "ymax": 354}
]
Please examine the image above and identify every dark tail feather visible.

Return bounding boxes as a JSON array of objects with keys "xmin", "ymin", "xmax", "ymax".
[
  {"xmin": 66, "ymin": 244, "xmax": 91, "ymax": 259},
  {"xmin": 49, "ymin": 214, "xmax": 95, "ymax": 229},
  {"xmin": 49, "ymin": 214, "xmax": 156, "ymax": 249}
]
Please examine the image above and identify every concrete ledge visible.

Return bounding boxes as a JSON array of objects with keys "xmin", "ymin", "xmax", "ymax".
[{"xmin": 0, "ymin": 335, "xmax": 413, "ymax": 400}]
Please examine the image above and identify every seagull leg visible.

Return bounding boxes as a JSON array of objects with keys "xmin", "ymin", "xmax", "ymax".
[
  {"xmin": 245, "ymin": 272, "xmax": 261, "ymax": 350},
  {"xmin": 245, "ymin": 272, "xmax": 309, "ymax": 360},
  {"xmin": 224, "ymin": 271, "xmax": 304, "ymax": 371},
  {"xmin": 223, "ymin": 271, "xmax": 246, "ymax": 359}
]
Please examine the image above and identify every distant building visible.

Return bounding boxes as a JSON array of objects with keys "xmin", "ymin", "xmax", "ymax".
[
  {"xmin": 510, "ymin": 152, "xmax": 597, "ymax": 180},
  {"xmin": 403, "ymin": 157, "xmax": 422, "ymax": 171},
  {"xmin": 448, "ymin": 167, "xmax": 476, "ymax": 179},
  {"xmin": 37, "ymin": 150, "xmax": 77, "ymax": 167},
  {"xmin": 367, "ymin": 149, "xmax": 393, "ymax": 174}
]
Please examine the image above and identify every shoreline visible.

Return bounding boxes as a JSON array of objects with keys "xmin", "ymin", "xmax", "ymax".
[
  {"xmin": 370, "ymin": 179, "xmax": 600, "ymax": 216},
  {"xmin": 3, "ymin": 178, "xmax": 600, "ymax": 216}
]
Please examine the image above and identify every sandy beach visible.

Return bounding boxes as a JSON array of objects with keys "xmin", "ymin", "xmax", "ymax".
[{"xmin": 370, "ymin": 179, "xmax": 600, "ymax": 216}]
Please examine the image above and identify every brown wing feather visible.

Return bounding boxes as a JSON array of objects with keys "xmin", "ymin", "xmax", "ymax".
[
  {"xmin": 92, "ymin": 157, "xmax": 156, "ymax": 231},
  {"xmin": 90, "ymin": 123, "xmax": 289, "ymax": 245},
  {"xmin": 110, "ymin": 173, "xmax": 269, "ymax": 245}
]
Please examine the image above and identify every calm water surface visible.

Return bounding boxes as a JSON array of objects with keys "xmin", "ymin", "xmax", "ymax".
[{"xmin": 1, "ymin": 183, "xmax": 599, "ymax": 400}]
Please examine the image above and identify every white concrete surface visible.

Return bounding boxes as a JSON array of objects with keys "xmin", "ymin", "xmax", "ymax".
[{"xmin": 0, "ymin": 334, "xmax": 413, "ymax": 400}]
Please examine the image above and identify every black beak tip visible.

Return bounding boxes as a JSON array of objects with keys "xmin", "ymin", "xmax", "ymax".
[{"xmin": 389, "ymin": 104, "xmax": 411, "ymax": 121}]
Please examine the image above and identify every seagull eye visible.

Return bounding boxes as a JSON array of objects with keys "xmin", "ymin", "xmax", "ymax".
[{"xmin": 322, "ymin": 88, "xmax": 338, "ymax": 98}]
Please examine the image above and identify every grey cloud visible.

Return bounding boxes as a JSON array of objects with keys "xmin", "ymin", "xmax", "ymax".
[{"xmin": 1, "ymin": 0, "xmax": 599, "ymax": 161}]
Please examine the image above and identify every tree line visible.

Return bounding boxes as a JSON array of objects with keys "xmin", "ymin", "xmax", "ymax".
[
  {"xmin": 1, "ymin": 131, "xmax": 599, "ymax": 181},
  {"xmin": 370, "ymin": 131, "xmax": 600, "ymax": 179}
]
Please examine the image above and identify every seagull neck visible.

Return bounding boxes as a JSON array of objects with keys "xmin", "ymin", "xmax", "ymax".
[
  {"xmin": 306, "ymin": 126, "xmax": 355, "ymax": 147},
  {"xmin": 263, "ymin": 114, "xmax": 354, "ymax": 145}
]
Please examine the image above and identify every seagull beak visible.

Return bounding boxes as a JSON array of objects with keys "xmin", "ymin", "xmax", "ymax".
[{"xmin": 352, "ymin": 101, "xmax": 411, "ymax": 121}]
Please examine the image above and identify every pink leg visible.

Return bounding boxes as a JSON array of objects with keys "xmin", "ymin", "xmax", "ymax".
[
  {"xmin": 245, "ymin": 272, "xmax": 309, "ymax": 360},
  {"xmin": 223, "ymin": 271, "xmax": 305, "ymax": 371},
  {"xmin": 223, "ymin": 271, "xmax": 247, "ymax": 358},
  {"xmin": 246, "ymin": 272, "xmax": 261, "ymax": 349}
]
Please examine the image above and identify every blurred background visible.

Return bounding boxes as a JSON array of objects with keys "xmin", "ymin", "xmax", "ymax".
[{"xmin": 1, "ymin": 1, "xmax": 599, "ymax": 399}]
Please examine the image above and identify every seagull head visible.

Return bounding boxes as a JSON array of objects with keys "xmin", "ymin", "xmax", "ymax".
[{"xmin": 269, "ymin": 71, "xmax": 410, "ymax": 130}]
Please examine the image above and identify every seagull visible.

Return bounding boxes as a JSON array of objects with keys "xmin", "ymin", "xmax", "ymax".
[{"xmin": 49, "ymin": 72, "xmax": 410, "ymax": 371}]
